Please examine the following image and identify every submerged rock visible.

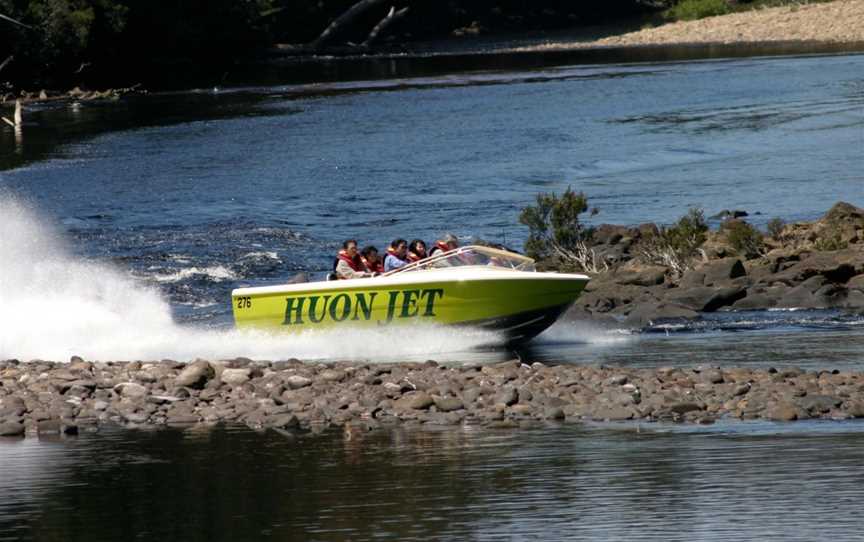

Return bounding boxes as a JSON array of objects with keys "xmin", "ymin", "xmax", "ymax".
[{"xmin": 0, "ymin": 421, "xmax": 25, "ymax": 437}]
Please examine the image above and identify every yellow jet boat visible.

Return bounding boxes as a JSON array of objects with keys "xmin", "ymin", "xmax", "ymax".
[{"xmin": 231, "ymin": 245, "xmax": 589, "ymax": 344}]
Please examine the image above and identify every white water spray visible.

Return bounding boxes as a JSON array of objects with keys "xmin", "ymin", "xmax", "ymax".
[{"xmin": 0, "ymin": 196, "xmax": 499, "ymax": 362}]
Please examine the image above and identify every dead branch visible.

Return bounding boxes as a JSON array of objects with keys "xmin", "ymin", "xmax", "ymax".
[
  {"xmin": 0, "ymin": 12, "xmax": 31, "ymax": 29},
  {"xmin": 0, "ymin": 55, "xmax": 12, "ymax": 74},
  {"xmin": 311, "ymin": 0, "xmax": 394, "ymax": 48},
  {"xmin": 551, "ymin": 239, "xmax": 609, "ymax": 274},
  {"xmin": 362, "ymin": 6, "xmax": 409, "ymax": 47}
]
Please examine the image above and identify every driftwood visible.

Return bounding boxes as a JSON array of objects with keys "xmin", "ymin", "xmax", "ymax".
[
  {"xmin": 311, "ymin": 0, "xmax": 400, "ymax": 49},
  {"xmin": 362, "ymin": 6, "xmax": 409, "ymax": 47},
  {"xmin": 2, "ymin": 99, "xmax": 21, "ymax": 128}
]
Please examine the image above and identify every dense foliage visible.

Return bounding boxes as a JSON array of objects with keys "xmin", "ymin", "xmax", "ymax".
[
  {"xmin": 520, "ymin": 187, "xmax": 591, "ymax": 255},
  {"xmin": 0, "ymin": 0, "xmax": 666, "ymax": 88},
  {"xmin": 519, "ymin": 187, "xmax": 608, "ymax": 272}
]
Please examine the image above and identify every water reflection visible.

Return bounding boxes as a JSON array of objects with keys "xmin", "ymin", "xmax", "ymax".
[{"xmin": 2, "ymin": 422, "xmax": 864, "ymax": 541}]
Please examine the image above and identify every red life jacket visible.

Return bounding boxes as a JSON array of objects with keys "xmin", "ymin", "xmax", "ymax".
[
  {"xmin": 336, "ymin": 250, "xmax": 364, "ymax": 273},
  {"xmin": 430, "ymin": 241, "xmax": 451, "ymax": 256},
  {"xmin": 361, "ymin": 256, "xmax": 384, "ymax": 273},
  {"xmin": 407, "ymin": 251, "xmax": 425, "ymax": 262}
]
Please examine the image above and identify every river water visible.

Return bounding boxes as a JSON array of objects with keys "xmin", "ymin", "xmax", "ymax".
[
  {"xmin": 1, "ymin": 51, "xmax": 864, "ymax": 540},
  {"xmin": 3, "ymin": 422, "xmax": 864, "ymax": 541}
]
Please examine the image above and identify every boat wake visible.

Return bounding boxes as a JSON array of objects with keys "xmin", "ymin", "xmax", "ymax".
[{"xmin": 0, "ymin": 196, "xmax": 501, "ymax": 362}]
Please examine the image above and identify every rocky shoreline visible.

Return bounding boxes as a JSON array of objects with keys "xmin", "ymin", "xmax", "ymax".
[
  {"xmin": 2, "ymin": 357, "xmax": 864, "ymax": 438},
  {"xmin": 568, "ymin": 201, "xmax": 864, "ymax": 328},
  {"xmin": 518, "ymin": 0, "xmax": 864, "ymax": 51}
]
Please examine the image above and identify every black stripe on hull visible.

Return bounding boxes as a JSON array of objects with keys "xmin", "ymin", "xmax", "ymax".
[{"xmin": 461, "ymin": 303, "xmax": 573, "ymax": 345}]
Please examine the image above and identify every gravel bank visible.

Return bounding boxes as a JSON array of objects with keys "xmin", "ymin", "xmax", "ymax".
[
  {"xmin": 2, "ymin": 357, "xmax": 864, "ymax": 437},
  {"xmin": 518, "ymin": 0, "xmax": 864, "ymax": 50}
]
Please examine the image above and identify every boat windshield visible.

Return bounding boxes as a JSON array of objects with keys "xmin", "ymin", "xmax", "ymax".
[{"xmin": 385, "ymin": 245, "xmax": 536, "ymax": 275}]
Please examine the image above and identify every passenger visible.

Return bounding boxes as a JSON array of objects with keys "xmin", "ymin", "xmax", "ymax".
[
  {"xmin": 429, "ymin": 233, "xmax": 459, "ymax": 257},
  {"xmin": 360, "ymin": 246, "xmax": 384, "ymax": 274},
  {"xmin": 407, "ymin": 239, "xmax": 427, "ymax": 262},
  {"xmin": 383, "ymin": 238, "xmax": 409, "ymax": 272},
  {"xmin": 334, "ymin": 239, "xmax": 372, "ymax": 280}
]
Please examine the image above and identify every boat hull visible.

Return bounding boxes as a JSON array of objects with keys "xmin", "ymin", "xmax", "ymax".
[{"xmin": 232, "ymin": 271, "xmax": 588, "ymax": 344}]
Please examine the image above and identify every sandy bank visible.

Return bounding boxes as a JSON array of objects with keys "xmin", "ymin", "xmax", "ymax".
[
  {"xmin": 2, "ymin": 358, "xmax": 864, "ymax": 438},
  {"xmin": 518, "ymin": 0, "xmax": 864, "ymax": 50}
]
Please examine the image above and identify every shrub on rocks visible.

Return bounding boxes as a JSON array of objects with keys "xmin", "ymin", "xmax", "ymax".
[
  {"xmin": 636, "ymin": 208, "xmax": 708, "ymax": 275},
  {"xmin": 722, "ymin": 219, "xmax": 765, "ymax": 259},
  {"xmin": 767, "ymin": 218, "xmax": 786, "ymax": 242}
]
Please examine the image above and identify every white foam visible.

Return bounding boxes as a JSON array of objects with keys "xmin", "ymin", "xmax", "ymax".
[
  {"xmin": 0, "ymin": 196, "xmax": 500, "ymax": 362},
  {"xmin": 533, "ymin": 313, "xmax": 635, "ymax": 345},
  {"xmin": 150, "ymin": 265, "xmax": 238, "ymax": 283},
  {"xmin": 240, "ymin": 251, "xmax": 280, "ymax": 260}
]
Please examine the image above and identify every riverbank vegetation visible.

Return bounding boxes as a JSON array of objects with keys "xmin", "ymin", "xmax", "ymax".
[
  {"xmin": 0, "ymin": 0, "xmax": 838, "ymax": 90},
  {"xmin": 665, "ymin": 0, "xmax": 834, "ymax": 21}
]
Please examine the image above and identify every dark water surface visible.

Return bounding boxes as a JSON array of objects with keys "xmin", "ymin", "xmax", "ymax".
[
  {"xmin": 1, "ymin": 50, "xmax": 864, "ymax": 541},
  {"xmin": 2, "ymin": 53, "xmax": 862, "ymax": 326},
  {"xmin": 3, "ymin": 422, "xmax": 864, "ymax": 541}
]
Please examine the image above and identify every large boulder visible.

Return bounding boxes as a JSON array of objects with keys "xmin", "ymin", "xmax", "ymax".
[
  {"xmin": 613, "ymin": 265, "xmax": 667, "ymax": 287},
  {"xmin": 665, "ymin": 285, "xmax": 747, "ymax": 312},
  {"xmin": 0, "ymin": 421, "xmax": 25, "ymax": 437},
  {"xmin": 770, "ymin": 250, "xmax": 863, "ymax": 284},
  {"xmin": 848, "ymin": 274, "xmax": 864, "ymax": 290},
  {"xmin": 822, "ymin": 201, "xmax": 864, "ymax": 225},
  {"xmin": 729, "ymin": 286, "xmax": 786, "ymax": 310},
  {"xmin": 775, "ymin": 276, "xmax": 848, "ymax": 309},
  {"xmin": 174, "ymin": 360, "xmax": 215, "ymax": 389},
  {"xmin": 623, "ymin": 302, "xmax": 699, "ymax": 327},
  {"xmin": 701, "ymin": 258, "xmax": 747, "ymax": 285},
  {"xmin": 220, "ymin": 368, "xmax": 252, "ymax": 386}
]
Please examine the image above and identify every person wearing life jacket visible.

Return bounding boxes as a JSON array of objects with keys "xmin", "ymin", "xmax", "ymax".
[
  {"xmin": 429, "ymin": 233, "xmax": 459, "ymax": 257},
  {"xmin": 360, "ymin": 245, "xmax": 385, "ymax": 274},
  {"xmin": 334, "ymin": 239, "xmax": 372, "ymax": 280},
  {"xmin": 407, "ymin": 239, "xmax": 427, "ymax": 263},
  {"xmin": 383, "ymin": 238, "xmax": 409, "ymax": 272}
]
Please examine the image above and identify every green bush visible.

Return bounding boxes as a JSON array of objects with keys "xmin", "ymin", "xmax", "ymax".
[
  {"xmin": 519, "ymin": 187, "xmax": 591, "ymax": 261},
  {"xmin": 663, "ymin": 207, "xmax": 709, "ymax": 254},
  {"xmin": 813, "ymin": 231, "xmax": 848, "ymax": 252},
  {"xmin": 637, "ymin": 208, "xmax": 708, "ymax": 273},
  {"xmin": 667, "ymin": 0, "xmax": 731, "ymax": 21},
  {"xmin": 723, "ymin": 219, "xmax": 765, "ymax": 259},
  {"xmin": 766, "ymin": 217, "xmax": 785, "ymax": 241}
]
